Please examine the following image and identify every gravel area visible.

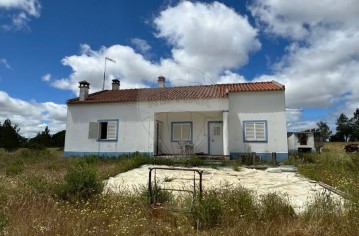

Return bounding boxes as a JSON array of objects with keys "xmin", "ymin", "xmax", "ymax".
[{"xmin": 104, "ymin": 165, "xmax": 342, "ymax": 213}]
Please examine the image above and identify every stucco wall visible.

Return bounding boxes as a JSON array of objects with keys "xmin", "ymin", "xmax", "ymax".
[
  {"xmin": 64, "ymin": 98, "xmax": 228, "ymax": 156},
  {"xmin": 287, "ymin": 133, "xmax": 315, "ymax": 152},
  {"xmin": 155, "ymin": 111, "xmax": 223, "ymax": 154},
  {"xmin": 64, "ymin": 91, "xmax": 288, "ymax": 159},
  {"xmin": 228, "ymin": 90, "xmax": 288, "ymax": 159}
]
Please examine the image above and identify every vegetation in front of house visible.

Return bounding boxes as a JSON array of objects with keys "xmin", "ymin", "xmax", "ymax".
[{"xmin": 0, "ymin": 144, "xmax": 359, "ymax": 235}]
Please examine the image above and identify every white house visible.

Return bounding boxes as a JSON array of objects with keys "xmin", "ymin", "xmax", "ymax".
[
  {"xmin": 287, "ymin": 132, "xmax": 323, "ymax": 153},
  {"xmin": 64, "ymin": 77, "xmax": 288, "ymax": 160}
]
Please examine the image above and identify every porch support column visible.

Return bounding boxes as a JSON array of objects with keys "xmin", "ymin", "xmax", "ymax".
[{"xmin": 223, "ymin": 110, "xmax": 229, "ymax": 156}]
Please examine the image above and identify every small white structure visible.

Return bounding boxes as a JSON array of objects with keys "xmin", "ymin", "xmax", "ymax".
[
  {"xmin": 64, "ymin": 78, "xmax": 288, "ymax": 160},
  {"xmin": 287, "ymin": 132, "xmax": 323, "ymax": 153}
]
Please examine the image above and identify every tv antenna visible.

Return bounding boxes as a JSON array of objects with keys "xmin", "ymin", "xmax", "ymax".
[{"xmin": 102, "ymin": 57, "xmax": 116, "ymax": 90}]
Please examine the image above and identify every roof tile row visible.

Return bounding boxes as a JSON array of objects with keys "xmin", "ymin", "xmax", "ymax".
[{"xmin": 67, "ymin": 81, "xmax": 284, "ymax": 104}]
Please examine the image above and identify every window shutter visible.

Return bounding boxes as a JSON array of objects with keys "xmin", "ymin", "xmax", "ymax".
[
  {"xmin": 245, "ymin": 122, "xmax": 255, "ymax": 141},
  {"xmin": 107, "ymin": 122, "xmax": 117, "ymax": 140},
  {"xmin": 255, "ymin": 122, "xmax": 266, "ymax": 141},
  {"xmin": 88, "ymin": 122, "xmax": 99, "ymax": 139}
]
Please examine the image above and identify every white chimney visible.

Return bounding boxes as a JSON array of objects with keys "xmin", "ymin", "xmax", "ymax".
[
  {"xmin": 158, "ymin": 76, "xmax": 165, "ymax": 88},
  {"xmin": 112, "ymin": 79, "xmax": 120, "ymax": 90},
  {"xmin": 79, "ymin": 80, "xmax": 90, "ymax": 101}
]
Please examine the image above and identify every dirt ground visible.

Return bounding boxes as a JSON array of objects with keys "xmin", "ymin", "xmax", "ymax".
[{"xmin": 104, "ymin": 165, "xmax": 342, "ymax": 213}]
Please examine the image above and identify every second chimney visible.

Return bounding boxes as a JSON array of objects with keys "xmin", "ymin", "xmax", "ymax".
[
  {"xmin": 158, "ymin": 76, "xmax": 166, "ymax": 88},
  {"xmin": 112, "ymin": 79, "xmax": 120, "ymax": 90},
  {"xmin": 79, "ymin": 80, "xmax": 90, "ymax": 101}
]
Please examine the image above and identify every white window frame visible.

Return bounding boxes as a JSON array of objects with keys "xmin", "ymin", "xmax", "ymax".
[
  {"xmin": 243, "ymin": 120, "xmax": 267, "ymax": 142},
  {"xmin": 88, "ymin": 119, "xmax": 118, "ymax": 141},
  {"xmin": 171, "ymin": 122, "xmax": 192, "ymax": 142}
]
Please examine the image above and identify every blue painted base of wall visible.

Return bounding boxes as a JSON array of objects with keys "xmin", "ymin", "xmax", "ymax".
[
  {"xmin": 64, "ymin": 151, "xmax": 153, "ymax": 158},
  {"xmin": 230, "ymin": 152, "xmax": 288, "ymax": 162}
]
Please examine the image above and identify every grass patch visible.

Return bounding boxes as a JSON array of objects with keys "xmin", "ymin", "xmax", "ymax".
[
  {"xmin": 55, "ymin": 160, "xmax": 103, "ymax": 201},
  {"xmin": 0, "ymin": 145, "xmax": 359, "ymax": 235}
]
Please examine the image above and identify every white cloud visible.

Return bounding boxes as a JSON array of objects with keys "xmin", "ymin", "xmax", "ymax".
[
  {"xmin": 217, "ymin": 70, "xmax": 246, "ymax": 84},
  {"xmin": 52, "ymin": 44, "xmax": 160, "ymax": 94},
  {"xmin": 0, "ymin": 0, "xmax": 41, "ymax": 30},
  {"xmin": 287, "ymin": 121, "xmax": 317, "ymax": 132},
  {"xmin": 249, "ymin": 0, "xmax": 359, "ymax": 40},
  {"xmin": 0, "ymin": 58, "xmax": 11, "ymax": 69},
  {"xmin": 52, "ymin": 1, "xmax": 260, "ymax": 95},
  {"xmin": 0, "ymin": 91, "xmax": 66, "ymax": 138},
  {"xmin": 154, "ymin": 1, "xmax": 260, "ymax": 75},
  {"xmin": 41, "ymin": 73, "xmax": 51, "ymax": 82},
  {"xmin": 249, "ymin": 0, "xmax": 359, "ymax": 130},
  {"xmin": 131, "ymin": 38, "xmax": 151, "ymax": 54}
]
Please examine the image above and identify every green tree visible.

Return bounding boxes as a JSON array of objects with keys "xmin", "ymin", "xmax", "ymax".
[
  {"xmin": 0, "ymin": 119, "xmax": 22, "ymax": 152},
  {"xmin": 52, "ymin": 130, "xmax": 66, "ymax": 147},
  {"xmin": 316, "ymin": 121, "xmax": 332, "ymax": 141},
  {"xmin": 350, "ymin": 108, "xmax": 359, "ymax": 141},
  {"xmin": 336, "ymin": 113, "xmax": 352, "ymax": 142},
  {"xmin": 29, "ymin": 126, "xmax": 53, "ymax": 147}
]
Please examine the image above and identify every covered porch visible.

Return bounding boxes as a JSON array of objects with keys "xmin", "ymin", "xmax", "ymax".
[{"xmin": 153, "ymin": 111, "xmax": 229, "ymax": 157}]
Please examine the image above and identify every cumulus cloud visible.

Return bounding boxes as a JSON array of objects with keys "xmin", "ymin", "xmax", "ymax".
[
  {"xmin": 52, "ymin": 1, "xmax": 260, "ymax": 95},
  {"xmin": 41, "ymin": 73, "xmax": 51, "ymax": 82},
  {"xmin": 0, "ymin": 91, "xmax": 66, "ymax": 138},
  {"xmin": 0, "ymin": 58, "xmax": 11, "ymax": 69},
  {"xmin": 249, "ymin": 0, "xmax": 359, "ymax": 126},
  {"xmin": 52, "ymin": 44, "xmax": 160, "ymax": 94},
  {"xmin": 0, "ymin": 0, "xmax": 41, "ymax": 30},
  {"xmin": 217, "ymin": 70, "xmax": 246, "ymax": 84},
  {"xmin": 131, "ymin": 38, "xmax": 151, "ymax": 54},
  {"xmin": 249, "ymin": 0, "xmax": 359, "ymax": 40},
  {"xmin": 154, "ymin": 1, "xmax": 260, "ymax": 75}
]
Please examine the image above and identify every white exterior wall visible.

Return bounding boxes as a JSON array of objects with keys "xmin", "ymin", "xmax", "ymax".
[
  {"xmin": 64, "ymin": 98, "xmax": 228, "ymax": 155},
  {"xmin": 155, "ymin": 111, "xmax": 223, "ymax": 154},
  {"xmin": 287, "ymin": 133, "xmax": 315, "ymax": 152},
  {"xmin": 64, "ymin": 90, "xmax": 288, "ymax": 159},
  {"xmin": 228, "ymin": 91, "xmax": 288, "ymax": 159}
]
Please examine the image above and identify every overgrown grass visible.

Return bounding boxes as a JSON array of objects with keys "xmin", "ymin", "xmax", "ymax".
[
  {"xmin": 0, "ymin": 145, "xmax": 359, "ymax": 235},
  {"xmin": 287, "ymin": 143, "xmax": 359, "ymax": 199}
]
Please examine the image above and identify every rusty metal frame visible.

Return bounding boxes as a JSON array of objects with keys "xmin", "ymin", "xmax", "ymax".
[{"xmin": 148, "ymin": 167, "xmax": 203, "ymax": 212}]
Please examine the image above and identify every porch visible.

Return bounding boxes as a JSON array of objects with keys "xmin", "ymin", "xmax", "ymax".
[{"xmin": 153, "ymin": 111, "xmax": 229, "ymax": 156}]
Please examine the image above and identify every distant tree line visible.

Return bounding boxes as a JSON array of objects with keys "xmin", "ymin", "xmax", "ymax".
[
  {"xmin": 330, "ymin": 108, "xmax": 359, "ymax": 142},
  {"xmin": 0, "ymin": 119, "xmax": 65, "ymax": 152},
  {"xmin": 308, "ymin": 108, "xmax": 359, "ymax": 142}
]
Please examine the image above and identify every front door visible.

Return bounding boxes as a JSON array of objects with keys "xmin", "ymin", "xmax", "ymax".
[
  {"xmin": 208, "ymin": 122, "xmax": 223, "ymax": 155},
  {"xmin": 155, "ymin": 121, "xmax": 163, "ymax": 155}
]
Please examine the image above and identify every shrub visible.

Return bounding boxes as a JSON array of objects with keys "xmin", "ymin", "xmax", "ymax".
[
  {"xmin": 142, "ymin": 184, "xmax": 173, "ymax": 204},
  {"xmin": 0, "ymin": 212, "xmax": 9, "ymax": 231},
  {"xmin": 27, "ymin": 142, "xmax": 46, "ymax": 150},
  {"xmin": 55, "ymin": 161, "xmax": 103, "ymax": 201},
  {"xmin": 23, "ymin": 176, "xmax": 50, "ymax": 194},
  {"xmin": 259, "ymin": 192, "xmax": 295, "ymax": 222},
  {"xmin": 222, "ymin": 187, "xmax": 257, "ymax": 220},
  {"xmin": 5, "ymin": 160, "xmax": 23, "ymax": 176},
  {"xmin": 184, "ymin": 157, "xmax": 205, "ymax": 167},
  {"xmin": 193, "ymin": 191, "xmax": 223, "ymax": 229},
  {"xmin": 302, "ymin": 192, "xmax": 343, "ymax": 225}
]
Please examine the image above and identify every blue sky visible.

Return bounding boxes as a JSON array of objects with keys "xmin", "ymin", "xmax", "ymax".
[{"xmin": 0, "ymin": 0, "xmax": 358, "ymax": 137}]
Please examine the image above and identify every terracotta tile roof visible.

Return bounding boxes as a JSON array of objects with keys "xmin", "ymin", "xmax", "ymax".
[{"xmin": 67, "ymin": 81, "xmax": 285, "ymax": 105}]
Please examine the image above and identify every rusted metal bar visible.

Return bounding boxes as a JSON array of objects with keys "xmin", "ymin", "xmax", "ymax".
[{"xmin": 148, "ymin": 166, "xmax": 204, "ymax": 212}]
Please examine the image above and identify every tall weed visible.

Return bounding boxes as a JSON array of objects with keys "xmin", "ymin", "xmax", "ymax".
[{"xmin": 55, "ymin": 160, "xmax": 103, "ymax": 201}]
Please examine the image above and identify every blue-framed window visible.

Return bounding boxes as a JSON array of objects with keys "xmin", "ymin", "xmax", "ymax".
[
  {"xmin": 171, "ymin": 122, "xmax": 192, "ymax": 142},
  {"xmin": 88, "ymin": 119, "xmax": 118, "ymax": 141},
  {"xmin": 243, "ymin": 120, "xmax": 267, "ymax": 142}
]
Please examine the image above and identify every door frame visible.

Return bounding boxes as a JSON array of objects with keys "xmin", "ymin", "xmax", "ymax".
[
  {"xmin": 207, "ymin": 121, "xmax": 223, "ymax": 155},
  {"xmin": 155, "ymin": 120, "xmax": 163, "ymax": 155}
]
